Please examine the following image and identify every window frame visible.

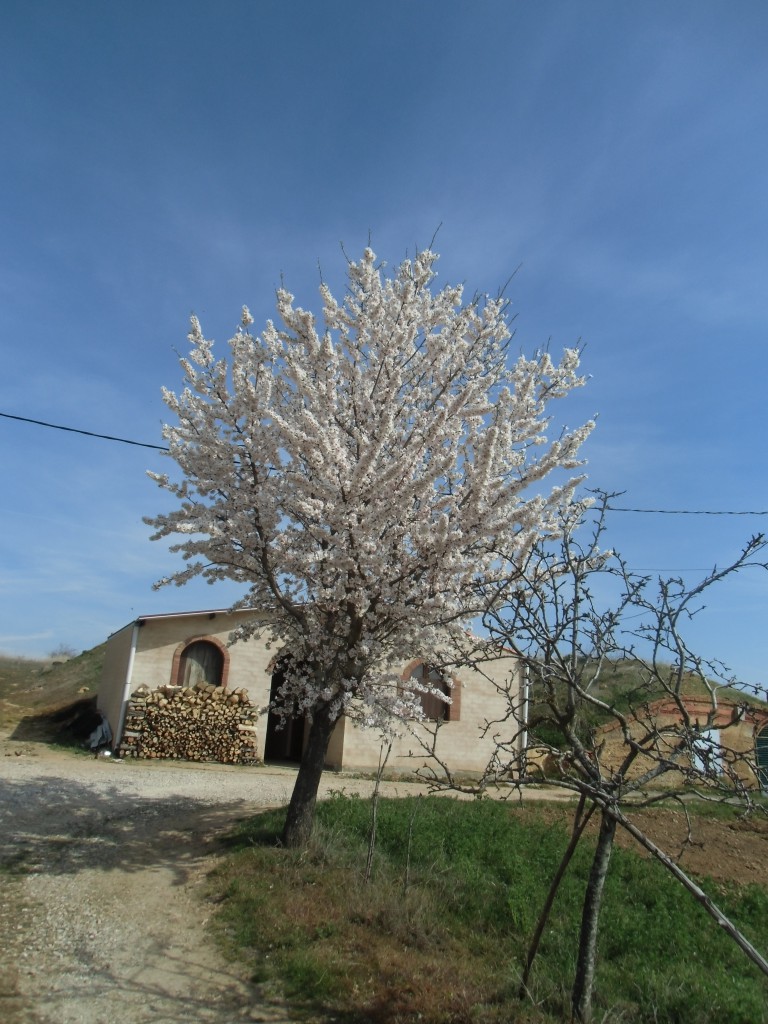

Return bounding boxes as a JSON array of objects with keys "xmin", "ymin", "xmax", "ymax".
[
  {"xmin": 402, "ymin": 660, "xmax": 461, "ymax": 722},
  {"xmin": 170, "ymin": 635, "xmax": 230, "ymax": 689}
]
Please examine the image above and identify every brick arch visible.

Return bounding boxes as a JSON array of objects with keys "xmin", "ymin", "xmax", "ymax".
[
  {"xmin": 401, "ymin": 658, "xmax": 462, "ymax": 722},
  {"xmin": 266, "ymin": 648, "xmax": 291, "ymax": 674},
  {"xmin": 170, "ymin": 634, "xmax": 231, "ymax": 689}
]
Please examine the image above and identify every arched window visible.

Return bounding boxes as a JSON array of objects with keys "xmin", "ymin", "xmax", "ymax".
[
  {"xmin": 178, "ymin": 640, "xmax": 224, "ymax": 688},
  {"xmin": 405, "ymin": 662, "xmax": 459, "ymax": 722}
]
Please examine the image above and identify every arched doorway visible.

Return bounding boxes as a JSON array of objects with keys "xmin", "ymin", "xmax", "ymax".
[
  {"xmin": 264, "ymin": 657, "xmax": 307, "ymax": 763},
  {"xmin": 756, "ymin": 725, "xmax": 768, "ymax": 790}
]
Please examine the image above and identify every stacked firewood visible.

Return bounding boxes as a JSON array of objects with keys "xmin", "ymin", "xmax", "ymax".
[{"xmin": 118, "ymin": 682, "xmax": 261, "ymax": 764}]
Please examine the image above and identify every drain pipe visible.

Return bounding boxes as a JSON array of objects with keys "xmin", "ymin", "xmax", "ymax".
[
  {"xmin": 114, "ymin": 621, "xmax": 140, "ymax": 751},
  {"xmin": 519, "ymin": 662, "xmax": 530, "ymax": 780}
]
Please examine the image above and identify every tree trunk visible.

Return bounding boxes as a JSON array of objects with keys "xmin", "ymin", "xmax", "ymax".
[
  {"xmin": 365, "ymin": 740, "xmax": 392, "ymax": 884},
  {"xmin": 520, "ymin": 795, "xmax": 595, "ymax": 999},
  {"xmin": 281, "ymin": 701, "xmax": 338, "ymax": 848},
  {"xmin": 571, "ymin": 808, "xmax": 617, "ymax": 1024}
]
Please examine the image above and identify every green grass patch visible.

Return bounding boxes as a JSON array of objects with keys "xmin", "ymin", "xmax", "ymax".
[
  {"xmin": 209, "ymin": 796, "xmax": 768, "ymax": 1024},
  {"xmin": 0, "ymin": 849, "xmax": 35, "ymax": 876}
]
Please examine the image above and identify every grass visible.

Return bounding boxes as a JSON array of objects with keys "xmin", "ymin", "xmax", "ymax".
[
  {"xmin": 209, "ymin": 795, "xmax": 768, "ymax": 1024},
  {"xmin": 574, "ymin": 657, "xmax": 764, "ymax": 708}
]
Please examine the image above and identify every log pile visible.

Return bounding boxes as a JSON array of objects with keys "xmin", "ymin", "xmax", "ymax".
[{"xmin": 118, "ymin": 682, "xmax": 261, "ymax": 764}]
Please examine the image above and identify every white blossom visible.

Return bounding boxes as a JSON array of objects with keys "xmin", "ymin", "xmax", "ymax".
[{"xmin": 146, "ymin": 246, "xmax": 593, "ymax": 723}]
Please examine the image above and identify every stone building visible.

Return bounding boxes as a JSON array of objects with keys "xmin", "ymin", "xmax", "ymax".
[{"xmin": 97, "ymin": 608, "xmax": 522, "ymax": 776}]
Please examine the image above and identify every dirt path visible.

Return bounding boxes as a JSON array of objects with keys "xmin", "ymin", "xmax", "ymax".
[
  {"xmin": 3, "ymin": 802, "xmax": 264, "ymax": 1024},
  {"xmin": 1, "ymin": 739, "xmax": 346, "ymax": 1024}
]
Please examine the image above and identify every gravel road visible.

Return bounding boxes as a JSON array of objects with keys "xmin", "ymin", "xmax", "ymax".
[{"xmin": 0, "ymin": 739, "xmax": 423, "ymax": 1024}]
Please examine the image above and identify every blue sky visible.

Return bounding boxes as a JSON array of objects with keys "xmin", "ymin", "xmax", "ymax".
[{"xmin": 2, "ymin": 1, "xmax": 767, "ymax": 689}]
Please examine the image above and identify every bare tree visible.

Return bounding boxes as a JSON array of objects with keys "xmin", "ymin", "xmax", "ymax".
[
  {"xmin": 416, "ymin": 493, "xmax": 768, "ymax": 1023},
  {"xmin": 48, "ymin": 643, "xmax": 78, "ymax": 660}
]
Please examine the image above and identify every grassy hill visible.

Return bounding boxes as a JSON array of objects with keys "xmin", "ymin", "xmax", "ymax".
[
  {"xmin": 0, "ymin": 644, "xmax": 106, "ymax": 740},
  {"xmin": 524, "ymin": 656, "xmax": 768, "ymax": 752},
  {"xmin": 584, "ymin": 656, "xmax": 765, "ymax": 709},
  {"xmin": 531, "ymin": 657, "xmax": 765, "ymax": 715}
]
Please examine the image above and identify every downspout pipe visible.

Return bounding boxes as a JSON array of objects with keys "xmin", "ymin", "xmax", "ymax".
[
  {"xmin": 519, "ymin": 663, "xmax": 530, "ymax": 779},
  {"xmin": 114, "ymin": 621, "xmax": 140, "ymax": 752}
]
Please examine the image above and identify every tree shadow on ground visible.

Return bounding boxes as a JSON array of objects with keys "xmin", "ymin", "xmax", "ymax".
[
  {"xmin": 1, "ymin": 774, "xmax": 270, "ymax": 885},
  {"xmin": 7, "ymin": 945, "xmax": 262, "ymax": 1024}
]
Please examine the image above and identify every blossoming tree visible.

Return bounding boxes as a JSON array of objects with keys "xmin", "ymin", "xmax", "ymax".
[{"xmin": 146, "ymin": 246, "xmax": 593, "ymax": 845}]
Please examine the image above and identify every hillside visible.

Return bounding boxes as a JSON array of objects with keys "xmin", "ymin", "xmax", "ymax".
[
  {"xmin": 0, "ymin": 644, "xmax": 106, "ymax": 740},
  {"xmin": 524, "ymin": 656, "xmax": 768, "ymax": 754},
  {"xmin": 530, "ymin": 657, "xmax": 767, "ymax": 718}
]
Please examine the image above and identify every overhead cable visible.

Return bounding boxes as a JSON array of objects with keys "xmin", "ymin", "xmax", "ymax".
[
  {"xmin": 605, "ymin": 506, "xmax": 768, "ymax": 517},
  {"xmin": 3, "ymin": 410, "xmax": 767, "ymax": 516},
  {"xmin": 0, "ymin": 411, "xmax": 168, "ymax": 452}
]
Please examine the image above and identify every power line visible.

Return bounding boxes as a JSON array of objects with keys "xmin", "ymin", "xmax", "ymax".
[
  {"xmin": 0, "ymin": 411, "xmax": 168, "ymax": 452},
  {"xmin": 3, "ymin": 409, "xmax": 768, "ymax": 517},
  {"xmin": 606, "ymin": 506, "xmax": 768, "ymax": 517}
]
